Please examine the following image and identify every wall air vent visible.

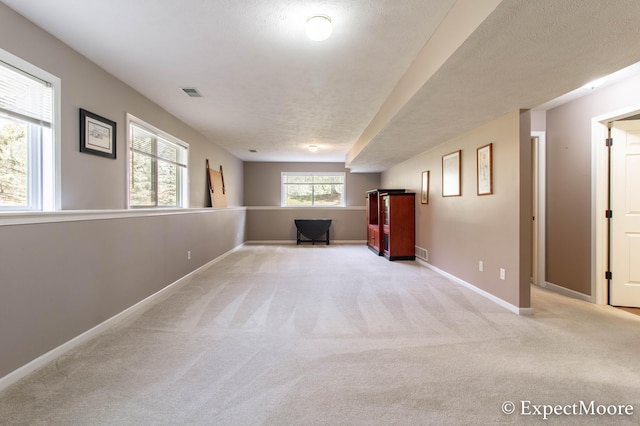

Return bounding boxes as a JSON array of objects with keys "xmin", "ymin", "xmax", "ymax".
[
  {"xmin": 415, "ymin": 246, "xmax": 428, "ymax": 261},
  {"xmin": 181, "ymin": 87, "xmax": 202, "ymax": 97}
]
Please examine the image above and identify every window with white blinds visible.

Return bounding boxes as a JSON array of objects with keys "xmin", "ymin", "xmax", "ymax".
[
  {"xmin": 0, "ymin": 62, "xmax": 53, "ymax": 127},
  {"xmin": 0, "ymin": 49, "xmax": 58, "ymax": 211},
  {"xmin": 128, "ymin": 116, "xmax": 188, "ymax": 208}
]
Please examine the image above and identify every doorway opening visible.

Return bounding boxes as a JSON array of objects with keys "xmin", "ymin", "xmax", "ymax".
[
  {"xmin": 531, "ymin": 132, "xmax": 546, "ymax": 288},
  {"xmin": 592, "ymin": 105, "xmax": 640, "ymax": 307}
]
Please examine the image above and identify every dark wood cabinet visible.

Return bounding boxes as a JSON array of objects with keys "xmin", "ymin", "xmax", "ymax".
[{"xmin": 366, "ymin": 189, "xmax": 415, "ymax": 260}]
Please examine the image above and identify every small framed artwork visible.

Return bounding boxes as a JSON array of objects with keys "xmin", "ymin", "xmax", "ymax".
[
  {"xmin": 80, "ymin": 109, "xmax": 116, "ymax": 159},
  {"xmin": 421, "ymin": 170, "xmax": 430, "ymax": 204},
  {"xmin": 477, "ymin": 143, "xmax": 493, "ymax": 195},
  {"xmin": 442, "ymin": 150, "xmax": 461, "ymax": 197}
]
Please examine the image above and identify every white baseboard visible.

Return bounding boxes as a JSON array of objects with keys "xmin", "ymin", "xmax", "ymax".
[
  {"xmin": 245, "ymin": 240, "xmax": 296, "ymax": 245},
  {"xmin": 539, "ymin": 281, "xmax": 592, "ymax": 303},
  {"xmin": 245, "ymin": 240, "xmax": 366, "ymax": 245},
  {"xmin": 415, "ymin": 258, "xmax": 532, "ymax": 315},
  {"xmin": 0, "ymin": 244, "xmax": 245, "ymax": 392}
]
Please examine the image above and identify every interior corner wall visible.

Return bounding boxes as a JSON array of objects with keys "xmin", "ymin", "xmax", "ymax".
[
  {"xmin": 381, "ymin": 110, "xmax": 529, "ymax": 309},
  {"xmin": 0, "ymin": 3, "xmax": 242, "ymax": 209},
  {"xmin": 243, "ymin": 162, "xmax": 380, "ymax": 242},
  {"xmin": 545, "ymin": 71, "xmax": 640, "ymax": 296}
]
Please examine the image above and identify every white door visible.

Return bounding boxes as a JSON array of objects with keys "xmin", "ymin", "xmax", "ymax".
[{"xmin": 610, "ymin": 120, "xmax": 640, "ymax": 307}]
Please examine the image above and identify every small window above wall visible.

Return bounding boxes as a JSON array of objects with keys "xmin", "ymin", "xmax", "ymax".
[
  {"xmin": 281, "ymin": 172, "xmax": 345, "ymax": 207},
  {"xmin": 127, "ymin": 114, "xmax": 189, "ymax": 208},
  {"xmin": 0, "ymin": 49, "xmax": 60, "ymax": 211}
]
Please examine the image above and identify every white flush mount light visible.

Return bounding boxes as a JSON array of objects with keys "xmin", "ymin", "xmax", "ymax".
[
  {"xmin": 308, "ymin": 145, "xmax": 319, "ymax": 152},
  {"xmin": 306, "ymin": 15, "xmax": 332, "ymax": 41}
]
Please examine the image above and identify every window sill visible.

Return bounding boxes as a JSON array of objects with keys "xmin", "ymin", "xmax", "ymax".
[
  {"xmin": 0, "ymin": 207, "xmax": 247, "ymax": 226},
  {"xmin": 247, "ymin": 206, "xmax": 365, "ymax": 210}
]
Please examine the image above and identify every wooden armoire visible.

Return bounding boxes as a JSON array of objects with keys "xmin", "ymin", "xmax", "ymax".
[{"xmin": 366, "ymin": 189, "xmax": 415, "ymax": 260}]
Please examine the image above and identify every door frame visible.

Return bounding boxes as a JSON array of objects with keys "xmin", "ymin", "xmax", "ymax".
[
  {"xmin": 591, "ymin": 103, "xmax": 640, "ymax": 305},
  {"xmin": 531, "ymin": 131, "xmax": 546, "ymax": 288}
]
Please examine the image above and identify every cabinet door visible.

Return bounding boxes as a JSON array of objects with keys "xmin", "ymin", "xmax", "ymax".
[
  {"xmin": 383, "ymin": 196, "xmax": 390, "ymax": 226},
  {"xmin": 384, "ymin": 193, "xmax": 415, "ymax": 260},
  {"xmin": 367, "ymin": 193, "xmax": 378, "ymax": 225},
  {"xmin": 382, "ymin": 195, "xmax": 391, "ymax": 254}
]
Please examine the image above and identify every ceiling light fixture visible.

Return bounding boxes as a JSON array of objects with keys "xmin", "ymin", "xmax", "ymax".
[
  {"xmin": 308, "ymin": 145, "xmax": 319, "ymax": 152},
  {"xmin": 305, "ymin": 15, "xmax": 332, "ymax": 41}
]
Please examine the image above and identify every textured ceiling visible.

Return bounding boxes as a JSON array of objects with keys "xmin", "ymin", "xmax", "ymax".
[
  {"xmin": 348, "ymin": 0, "xmax": 640, "ymax": 171},
  {"xmin": 3, "ymin": 0, "xmax": 640, "ymax": 171}
]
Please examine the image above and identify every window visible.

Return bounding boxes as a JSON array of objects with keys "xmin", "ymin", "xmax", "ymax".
[
  {"xmin": 127, "ymin": 115, "xmax": 188, "ymax": 208},
  {"xmin": 0, "ymin": 49, "xmax": 59, "ymax": 211},
  {"xmin": 282, "ymin": 172, "xmax": 345, "ymax": 207}
]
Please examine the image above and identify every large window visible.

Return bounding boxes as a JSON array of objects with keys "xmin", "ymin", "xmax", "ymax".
[
  {"xmin": 128, "ymin": 115, "xmax": 188, "ymax": 208},
  {"xmin": 282, "ymin": 172, "xmax": 345, "ymax": 207},
  {"xmin": 0, "ymin": 50, "xmax": 58, "ymax": 211}
]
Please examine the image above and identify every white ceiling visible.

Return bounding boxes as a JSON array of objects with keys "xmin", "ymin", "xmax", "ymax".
[{"xmin": 3, "ymin": 0, "xmax": 640, "ymax": 172}]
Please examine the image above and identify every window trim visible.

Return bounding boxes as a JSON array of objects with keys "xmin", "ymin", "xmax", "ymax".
[
  {"xmin": 126, "ymin": 113, "xmax": 189, "ymax": 209},
  {"xmin": 0, "ymin": 48, "xmax": 61, "ymax": 211},
  {"xmin": 281, "ymin": 171, "xmax": 346, "ymax": 207}
]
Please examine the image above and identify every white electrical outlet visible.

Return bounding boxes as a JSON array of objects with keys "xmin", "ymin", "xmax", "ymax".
[
  {"xmin": 500, "ymin": 268, "xmax": 506, "ymax": 280},
  {"xmin": 479, "ymin": 261, "xmax": 484, "ymax": 272},
  {"xmin": 187, "ymin": 250, "xmax": 191, "ymax": 260}
]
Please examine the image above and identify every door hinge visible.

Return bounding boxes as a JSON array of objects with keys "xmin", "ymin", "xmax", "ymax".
[
  {"xmin": 605, "ymin": 210, "xmax": 613, "ymax": 218},
  {"xmin": 606, "ymin": 138, "xmax": 613, "ymax": 147},
  {"xmin": 605, "ymin": 271, "xmax": 613, "ymax": 280}
]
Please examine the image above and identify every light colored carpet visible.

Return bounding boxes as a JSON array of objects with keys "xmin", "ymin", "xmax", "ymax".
[{"xmin": 1, "ymin": 244, "xmax": 639, "ymax": 425}]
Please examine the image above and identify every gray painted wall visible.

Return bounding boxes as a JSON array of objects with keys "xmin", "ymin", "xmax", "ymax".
[
  {"xmin": 243, "ymin": 162, "xmax": 379, "ymax": 241},
  {"xmin": 545, "ymin": 72, "xmax": 640, "ymax": 296},
  {"xmin": 243, "ymin": 162, "xmax": 379, "ymax": 207},
  {"xmin": 381, "ymin": 110, "xmax": 531, "ymax": 309},
  {"xmin": 0, "ymin": 210, "xmax": 246, "ymax": 379},
  {"xmin": 246, "ymin": 208, "xmax": 366, "ymax": 242}
]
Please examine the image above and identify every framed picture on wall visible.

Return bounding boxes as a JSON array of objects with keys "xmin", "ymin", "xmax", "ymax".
[
  {"xmin": 80, "ymin": 108, "xmax": 116, "ymax": 159},
  {"xmin": 442, "ymin": 150, "xmax": 461, "ymax": 197},
  {"xmin": 421, "ymin": 170, "xmax": 430, "ymax": 204},
  {"xmin": 477, "ymin": 143, "xmax": 493, "ymax": 195}
]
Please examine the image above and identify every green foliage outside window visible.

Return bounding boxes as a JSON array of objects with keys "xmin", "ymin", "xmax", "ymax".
[
  {"xmin": 0, "ymin": 117, "xmax": 28, "ymax": 206},
  {"xmin": 129, "ymin": 123, "xmax": 185, "ymax": 208},
  {"xmin": 283, "ymin": 173, "xmax": 344, "ymax": 206}
]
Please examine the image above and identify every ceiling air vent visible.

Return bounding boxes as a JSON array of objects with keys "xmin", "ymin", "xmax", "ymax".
[{"xmin": 181, "ymin": 87, "xmax": 202, "ymax": 97}]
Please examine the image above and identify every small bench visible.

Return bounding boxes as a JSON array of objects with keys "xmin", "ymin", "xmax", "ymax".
[{"xmin": 294, "ymin": 219, "xmax": 332, "ymax": 245}]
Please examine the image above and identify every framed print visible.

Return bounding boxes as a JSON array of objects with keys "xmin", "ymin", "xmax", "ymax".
[
  {"xmin": 421, "ymin": 170, "xmax": 430, "ymax": 204},
  {"xmin": 477, "ymin": 143, "xmax": 493, "ymax": 195},
  {"xmin": 442, "ymin": 150, "xmax": 461, "ymax": 197},
  {"xmin": 80, "ymin": 109, "xmax": 116, "ymax": 159}
]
